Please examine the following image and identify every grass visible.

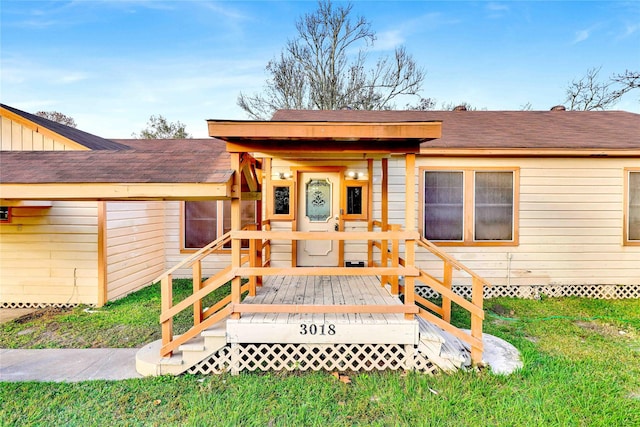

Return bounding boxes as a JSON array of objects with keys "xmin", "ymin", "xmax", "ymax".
[{"xmin": 1, "ymin": 283, "xmax": 639, "ymax": 426}]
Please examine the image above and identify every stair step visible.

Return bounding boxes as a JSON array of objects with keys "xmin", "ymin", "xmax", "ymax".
[
  {"xmin": 416, "ymin": 317, "xmax": 445, "ymax": 344},
  {"xmin": 201, "ymin": 321, "xmax": 227, "ymax": 337},
  {"xmin": 179, "ymin": 336, "xmax": 205, "ymax": 353}
]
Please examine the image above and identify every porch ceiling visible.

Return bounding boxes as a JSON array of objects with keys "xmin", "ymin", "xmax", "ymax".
[{"xmin": 207, "ymin": 120, "xmax": 442, "ymax": 154}]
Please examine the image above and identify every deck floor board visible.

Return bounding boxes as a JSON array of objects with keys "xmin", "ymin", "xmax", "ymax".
[{"xmin": 237, "ymin": 275, "xmax": 407, "ymax": 325}]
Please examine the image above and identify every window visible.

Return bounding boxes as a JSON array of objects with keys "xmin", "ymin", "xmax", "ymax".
[
  {"xmin": 421, "ymin": 168, "xmax": 518, "ymax": 245},
  {"xmin": 183, "ymin": 200, "xmax": 256, "ymax": 250},
  {"xmin": 0, "ymin": 207, "xmax": 11, "ymax": 223},
  {"xmin": 626, "ymin": 169, "xmax": 640, "ymax": 245},
  {"xmin": 267, "ymin": 181, "xmax": 295, "ymax": 220},
  {"xmin": 342, "ymin": 180, "xmax": 368, "ymax": 220}
]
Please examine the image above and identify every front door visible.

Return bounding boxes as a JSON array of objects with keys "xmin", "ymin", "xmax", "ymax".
[{"xmin": 297, "ymin": 171, "xmax": 340, "ymax": 266}]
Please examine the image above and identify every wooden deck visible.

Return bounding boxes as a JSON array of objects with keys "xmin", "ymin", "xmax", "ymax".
[{"xmin": 226, "ymin": 275, "xmax": 419, "ymax": 345}]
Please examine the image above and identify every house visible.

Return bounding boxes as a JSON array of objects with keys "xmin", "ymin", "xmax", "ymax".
[{"xmin": 1, "ymin": 104, "xmax": 638, "ymax": 375}]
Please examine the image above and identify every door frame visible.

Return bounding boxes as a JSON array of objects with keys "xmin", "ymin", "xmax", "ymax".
[{"xmin": 291, "ymin": 166, "xmax": 346, "ymax": 267}]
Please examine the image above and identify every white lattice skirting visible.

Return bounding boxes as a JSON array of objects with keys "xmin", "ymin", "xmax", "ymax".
[
  {"xmin": 416, "ymin": 284, "xmax": 640, "ymax": 300},
  {"xmin": 0, "ymin": 301, "xmax": 80, "ymax": 309},
  {"xmin": 188, "ymin": 343, "xmax": 440, "ymax": 376}
]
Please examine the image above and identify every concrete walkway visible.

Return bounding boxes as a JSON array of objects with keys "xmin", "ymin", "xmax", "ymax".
[{"xmin": 0, "ymin": 349, "xmax": 143, "ymax": 382}]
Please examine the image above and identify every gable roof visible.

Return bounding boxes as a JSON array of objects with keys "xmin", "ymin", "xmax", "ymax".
[
  {"xmin": 272, "ymin": 110, "xmax": 640, "ymax": 152},
  {"xmin": 0, "ymin": 104, "xmax": 129, "ymax": 151}
]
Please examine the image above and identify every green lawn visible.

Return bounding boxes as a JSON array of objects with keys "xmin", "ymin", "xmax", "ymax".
[{"xmin": 1, "ymin": 282, "xmax": 639, "ymax": 426}]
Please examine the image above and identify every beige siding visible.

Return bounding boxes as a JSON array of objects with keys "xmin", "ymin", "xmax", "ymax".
[
  {"xmin": 0, "ymin": 116, "xmax": 74, "ymax": 151},
  {"xmin": 391, "ymin": 156, "xmax": 640, "ymax": 286},
  {"xmin": 0, "ymin": 202, "xmax": 100, "ymax": 305},
  {"xmin": 0, "ymin": 112, "xmax": 100, "ymax": 305},
  {"xmin": 105, "ymin": 202, "xmax": 166, "ymax": 301}
]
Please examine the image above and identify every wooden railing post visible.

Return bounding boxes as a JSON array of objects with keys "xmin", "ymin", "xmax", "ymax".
[
  {"xmin": 161, "ymin": 274, "xmax": 173, "ymax": 357},
  {"xmin": 442, "ymin": 262, "xmax": 453, "ymax": 323},
  {"xmin": 404, "ymin": 238, "xmax": 415, "ymax": 320},
  {"xmin": 390, "ymin": 224, "xmax": 400, "ymax": 295},
  {"xmin": 381, "ymin": 223, "xmax": 389, "ymax": 288},
  {"xmin": 248, "ymin": 224, "xmax": 257, "ymax": 296},
  {"xmin": 193, "ymin": 260, "xmax": 203, "ymax": 325},
  {"xmin": 470, "ymin": 277, "xmax": 484, "ymax": 364}
]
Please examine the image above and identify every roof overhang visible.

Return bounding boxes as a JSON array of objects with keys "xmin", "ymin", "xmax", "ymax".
[
  {"xmin": 208, "ymin": 120, "xmax": 442, "ymax": 155},
  {"xmin": 0, "ymin": 182, "xmax": 233, "ymax": 202}
]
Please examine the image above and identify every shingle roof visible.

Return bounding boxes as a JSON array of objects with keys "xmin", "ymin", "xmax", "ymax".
[
  {"xmin": 272, "ymin": 110, "xmax": 640, "ymax": 150},
  {"xmin": 0, "ymin": 150, "xmax": 233, "ymax": 184},
  {"xmin": 0, "ymin": 104, "xmax": 130, "ymax": 150}
]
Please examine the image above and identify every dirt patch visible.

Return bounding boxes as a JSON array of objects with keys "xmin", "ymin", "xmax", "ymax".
[
  {"xmin": 14, "ymin": 307, "xmax": 72, "ymax": 324},
  {"xmin": 574, "ymin": 320, "xmax": 628, "ymax": 338}
]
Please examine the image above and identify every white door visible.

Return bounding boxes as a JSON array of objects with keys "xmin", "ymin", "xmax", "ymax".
[{"xmin": 297, "ymin": 172, "xmax": 340, "ymax": 266}]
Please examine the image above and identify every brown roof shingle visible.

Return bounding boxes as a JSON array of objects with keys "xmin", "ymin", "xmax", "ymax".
[{"xmin": 272, "ymin": 110, "xmax": 640, "ymax": 150}]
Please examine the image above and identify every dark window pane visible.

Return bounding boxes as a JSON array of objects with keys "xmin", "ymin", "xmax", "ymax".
[
  {"xmin": 346, "ymin": 186, "xmax": 362, "ymax": 215},
  {"xmin": 184, "ymin": 201, "xmax": 217, "ymax": 248},
  {"xmin": 474, "ymin": 172, "xmax": 513, "ymax": 241},
  {"xmin": 424, "ymin": 171, "xmax": 464, "ymax": 240},
  {"xmin": 274, "ymin": 186, "xmax": 290, "ymax": 215},
  {"xmin": 629, "ymin": 172, "xmax": 640, "ymax": 240}
]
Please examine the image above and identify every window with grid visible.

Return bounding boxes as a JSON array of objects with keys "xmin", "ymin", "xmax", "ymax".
[{"xmin": 422, "ymin": 169, "xmax": 517, "ymax": 245}]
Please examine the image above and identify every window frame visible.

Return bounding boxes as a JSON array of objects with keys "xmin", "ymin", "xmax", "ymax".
[
  {"xmin": 0, "ymin": 207, "xmax": 11, "ymax": 224},
  {"xmin": 341, "ymin": 179, "xmax": 369, "ymax": 221},
  {"xmin": 267, "ymin": 180, "xmax": 295, "ymax": 220},
  {"xmin": 624, "ymin": 167, "xmax": 640, "ymax": 246},
  {"xmin": 419, "ymin": 166, "xmax": 520, "ymax": 246},
  {"xmin": 180, "ymin": 200, "xmax": 257, "ymax": 253}
]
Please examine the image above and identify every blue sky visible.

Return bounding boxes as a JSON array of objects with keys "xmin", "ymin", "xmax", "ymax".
[{"xmin": 1, "ymin": 0, "xmax": 639, "ymax": 138}]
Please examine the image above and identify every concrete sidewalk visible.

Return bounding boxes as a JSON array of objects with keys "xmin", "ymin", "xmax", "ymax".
[{"xmin": 0, "ymin": 349, "xmax": 143, "ymax": 382}]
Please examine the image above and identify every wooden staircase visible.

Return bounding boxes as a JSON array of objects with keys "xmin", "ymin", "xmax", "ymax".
[{"xmin": 136, "ymin": 321, "xmax": 228, "ymax": 376}]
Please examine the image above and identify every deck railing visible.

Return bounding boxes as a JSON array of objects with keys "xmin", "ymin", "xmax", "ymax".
[
  {"xmin": 157, "ymin": 224, "xmax": 488, "ymax": 364},
  {"xmin": 370, "ymin": 221, "xmax": 488, "ymax": 363}
]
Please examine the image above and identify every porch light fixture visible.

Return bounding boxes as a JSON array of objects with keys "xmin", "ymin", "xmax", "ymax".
[
  {"xmin": 347, "ymin": 170, "xmax": 366, "ymax": 180},
  {"xmin": 278, "ymin": 171, "xmax": 293, "ymax": 180}
]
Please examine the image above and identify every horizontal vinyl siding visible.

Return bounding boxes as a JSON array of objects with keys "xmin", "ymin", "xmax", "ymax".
[
  {"xmin": 0, "ymin": 202, "xmax": 99, "ymax": 305},
  {"xmin": 406, "ymin": 157, "xmax": 640, "ymax": 286},
  {"xmin": 106, "ymin": 202, "xmax": 166, "ymax": 300}
]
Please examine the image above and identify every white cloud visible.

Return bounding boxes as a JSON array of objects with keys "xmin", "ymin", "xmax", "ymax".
[
  {"xmin": 573, "ymin": 29, "xmax": 591, "ymax": 44},
  {"xmin": 372, "ymin": 30, "xmax": 405, "ymax": 51}
]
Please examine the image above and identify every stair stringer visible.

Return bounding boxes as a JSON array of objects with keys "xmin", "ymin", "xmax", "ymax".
[{"xmin": 416, "ymin": 316, "xmax": 471, "ymax": 373}]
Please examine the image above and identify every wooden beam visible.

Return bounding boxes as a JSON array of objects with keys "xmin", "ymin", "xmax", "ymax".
[
  {"xmin": 234, "ymin": 266, "xmax": 419, "ymax": 277},
  {"xmin": 0, "ymin": 182, "xmax": 232, "ymax": 201},
  {"xmin": 97, "ymin": 201, "xmax": 107, "ymax": 307},
  {"xmin": 231, "ymin": 230, "xmax": 420, "ymax": 241},
  {"xmin": 232, "ymin": 304, "xmax": 419, "ymax": 314},
  {"xmin": 210, "ymin": 120, "xmax": 442, "ymax": 140}
]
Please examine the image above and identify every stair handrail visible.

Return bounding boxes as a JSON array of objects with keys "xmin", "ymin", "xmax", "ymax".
[
  {"xmin": 154, "ymin": 232, "xmax": 233, "ymax": 284},
  {"xmin": 417, "ymin": 237, "xmax": 492, "ymax": 289}
]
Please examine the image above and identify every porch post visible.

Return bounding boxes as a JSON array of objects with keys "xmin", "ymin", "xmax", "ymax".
[
  {"xmin": 231, "ymin": 152, "xmax": 242, "ymax": 320},
  {"xmin": 404, "ymin": 154, "xmax": 416, "ymax": 320},
  {"xmin": 381, "ymin": 158, "xmax": 389, "ymax": 287}
]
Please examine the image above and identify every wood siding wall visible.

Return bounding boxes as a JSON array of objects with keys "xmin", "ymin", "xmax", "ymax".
[
  {"xmin": 384, "ymin": 156, "xmax": 640, "ymax": 286},
  {"xmin": 0, "ymin": 202, "xmax": 100, "ymax": 305},
  {"xmin": 1, "ymin": 116, "xmax": 71, "ymax": 151},
  {"xmin": 105, "ymin": 202, "xmax": 166, "ymax": 301}
]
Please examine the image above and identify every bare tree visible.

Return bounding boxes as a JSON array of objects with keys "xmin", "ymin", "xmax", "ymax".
[
  {"xmin": 405, "ymin": 97, "xmax": 437, "ymax": 111},
  {"xmin": 565, "ymin": 67, "xmax": 639, "ymax": 110},
  {"xmin": 238, "ymin": 0, "xmax": 425, "ymax": 119},
  {"xmin": 35, "ymin": 111, "xmax": 77, "ymax": 127},
  {"xmin": 133, "ymin": 115, "xmax": 191, "ymax": 139}
]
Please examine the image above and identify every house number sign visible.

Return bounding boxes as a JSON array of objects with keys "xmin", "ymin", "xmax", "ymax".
[{"xmin": 299, "ymin": 323, "xmax": 336, "ymax": 335}]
